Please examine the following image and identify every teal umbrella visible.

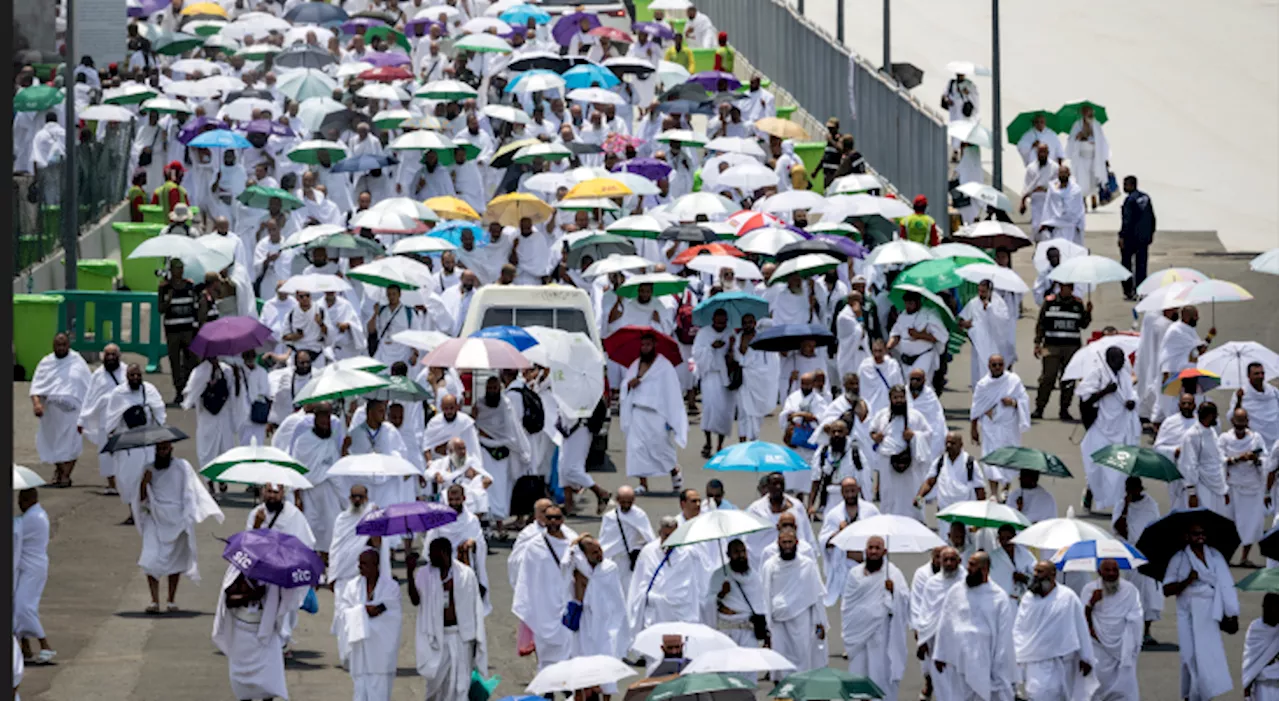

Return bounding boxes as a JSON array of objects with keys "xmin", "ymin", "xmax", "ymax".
[
  {"xmin": 888, "ymin": 283, "xmax": 957, "ymax": 331},
  {"xmin": 368, "ymin": 375, "xmax": 433, "ymax": 403},
  {"xmin": 237, "ymin": 185, "xmax": 304, "ymax": 211},
  {"xmin": 770, "ymin": 668, "xmax": 884, "ymax": 700},
  {"xmin": 307, "ymin": 233, "xmax": 385, "ymax": 258},
  {"xmin": 981, "ymin": 446, "xmax": 1073, "ymax": 479},
  {"xmin": 13, "ymin": 85, "xmax": 63, "ymax": 112},
  {"xmin": 153, "ymin": 32, "xmax": 205, "ymax": 56},
  {"xmin": 567, "ymin": 233, "xmax": 634, "ymax": 268},
  {"xmin": 1090, "ymin": 445, "xmax": 1180, "ymax": 482},
  {"xmin": 896, "ymin": 258, "xmax": 962, "ymax": 293},
  {"xmin": 648, "ymin": 673, "xmax": 755, "ymax": 701},
  {"xmin": 1236, "ymin": 567, "xmax": 1279, "ymax": 593}
]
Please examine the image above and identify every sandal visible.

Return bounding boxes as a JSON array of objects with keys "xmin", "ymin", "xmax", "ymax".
[
  {"xmin": 596, "ymin": 492, "xmax": 611, "ymax": 516},
  {"xmin": 145, "ymin": 603, "xmax": 160, "ymax": 615},
  {"xmin": 166, "ymin": 603, "xmax": 179, "ymax": 613},
  {"xmin": 700, "ymin": 445, "xmax": 712, "ymax": 459}
]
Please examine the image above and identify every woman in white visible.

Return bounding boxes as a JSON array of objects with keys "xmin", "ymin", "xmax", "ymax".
[{"xmin": 1065, "ymin": 103, "xmax": 1110, "ymax": 210}]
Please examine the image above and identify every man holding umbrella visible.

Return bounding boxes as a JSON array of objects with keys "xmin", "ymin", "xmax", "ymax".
[
  {"xmin": 1159, "ymin": 518, "xmax": 1240, "ymax": 701},
  {"xmin": 1076, "ymin": 346, "xmax": 1141, "ymax": 511}
]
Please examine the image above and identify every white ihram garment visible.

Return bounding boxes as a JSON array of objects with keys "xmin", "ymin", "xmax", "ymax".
[
  {"xmin": 13, "ymin": 505, "xmax": 51, "ymax": 639},
  {"xmin": 29, "ymin": 352, "xmax": 92, "ymax": 464},
  {"xmin": 414, "ymin": 561, "xmax": 487, "ymax": 701},
  {"xmin": 841, "ymin": 561, "xmax": 909, "ymax": 701},
  {"xmin": 969, "ymin": 371, "xmax": 1031, "ymax": 485},
  {"xmin": 211, "ymin": 565, "xmax": 305, "ymax": 701},
  {"xmin": 621, "ymin": 356, "xmax": 688, "ymax": 478},
  {"xmin": 333, "ymin": 573, "xmax": 403, "ymax": 701},
  {"xmin": 933, "ymin": 581, "xmax": 1017, "ymax": 701},
  {"xmin": 1163, "ymin": 546, "xmax": 1239, "ymax": 701},
  {"xmin": 1079, "ymin": 578, "xmax": 1143, "ymax": 701},
  {"xmin": 1013, "ymin": 585, "xmax": 1097, "ymax": 701},
  {"xmin": 1075, "ymin": 364, "xmax": 1141, "ymax": 510},
  {"xmin": 761, "ymin": 553, "xmax": 827, "ymax": 673}
]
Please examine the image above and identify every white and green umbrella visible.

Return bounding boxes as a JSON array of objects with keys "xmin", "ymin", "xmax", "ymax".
[{"xmin": 293, "ymin": 368, "xmax": 390, "ymax": 405}]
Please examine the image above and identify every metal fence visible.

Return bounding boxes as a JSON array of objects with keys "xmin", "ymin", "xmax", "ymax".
[
  {"xmin": 697, "ymin": 0, "xmax": 949, "ymax": 222},
  {"xmin": 12, "ymin": 122, "xmax": 134, "ymax": 277}
]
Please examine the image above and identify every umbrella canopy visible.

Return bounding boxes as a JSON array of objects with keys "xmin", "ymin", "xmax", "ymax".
[
  {"xmin": 486, "ymin": 193, "xmax": 554, "ymax": 226},
  {"xmin": 279, "ymin": 273, "xmax": 352, "ymax": 294},
  {"xmin": 686, "ymin": 256, "xmax": 763, "ymax": 281},
  {"xmin": 864, "ymin": 240, "xmax": 934, "ymax": 267},
  {"xmin": 276, "ymin": 68, "xmax": 338, "ymax": 101},
  {"xmin": 955, "ymin": 263, "xmax": 1029, "ymax": 293},
  {"xmin": 632, "ymin": 624, "xmax": 738, "ymax": 665},
  {"xmin": 390, "ymin": 330, "xmax": 452, "ymax": 354},
  {"xmin": 1172, "ymin": 279, "xmax": 1253, "ymax": 306},
  {"xmin": 237, "ymin": 185, "xmax": 305, "ymax": 211},
  {"xmin": 1236, "ymin": 567, "xmax": 1279, "ymax": 593},
  {"xmin": 755, "ymin": 116, "xmax": 807, "ymax": 140},
  {"xmin": 758, "ymin": 190, "xmax": 826, "ymax": 216},
  {"xmin": 948, "ymin": 120, "xmax": 992, "ymax": 148},
  {"xmin": 13, "ymin": 464, "xmax": 45, "ymax": 490},
  {"xmin": 391, "ymin": 236, "xmax": 456, "ymax": 255},
  {"xmin": 771, "ymin": 669, "xmax": 884, "ymax": 700},
  {"xmin": 1250, "ymin": 248, "xmax": 1279, "ymax": 275},
  {"xmin": 659, "ymin": 224, "xmax": 718, "ymax": 244},
  {"xmin": 952, "ymin": 220, "xmax": 1031, "ymax": 250},
  {"xmin": 356, "ymin": 501, "xmax": 457, "ymax": 536},
  {"xmin": 102, "ymin": 425, "xmax": 189, "ymax": 453},
  {"xmin": 705, "ymin": 441, "xmax": 810, "ymax": 473},
  {"xmin": 770, "ymin": 254, "xmax": 841, "ymax": 284},
  {"xmin": 1198, "ymin": 341, "xmax": 1279, "ymax": 388},
  {"xmin": 775, "ymin": 239, "xmax": 853, "ymax": 263},
  {"xmin": 827, "ymin": 173, "xmax": 884, "ymax": 196},
  {"xmin": 1135, "ymin": 281, "xmax": 1194, "ymax": 313},
  {"xmin": 190, "ymin": 317, "xmax": 274, "ymax": 358},
  {"xmin": 526, "ymin": 655, "xmax": 634, "ymax": 694},
  {"xmin": 427, "ymin": 197, "xmax": 482, "ymax": 221},
  {"xmin": 1134, "ymin": 267, "xmax": 1207, "ymax": 296},
  {"xmin": 955, "ymin": 182, "xmax": 1012, "ymax": 211},
  {"xmin": 830, "ymin": 514, "xmax": 946, "ymax": 553},
  {"xmin": 567, "ymin": 233, "xmax": 635, "ymax": 268},
  {"xmin": 416, "ymin": 79, "xmax": 479, "ymax": 101},
  {"xmin": 1005, "ymin": 109, "xmax": 1059, "ymax": 144},
  {"xmin": 616, "ymin": 272, "xmax": 689, "ymax": 299},
  {"xmin": 563, "ymin": 63, "xmax": 621, "ymax": 89},
  {"xmin": 748, "ymin": 323, "xmax": 834, "ymax": 353},
  {"xmin": 937, "ymin": 500, "xmax": 1031, "ymax": 530},
  {"xmin": 737, "ymin": 227, "xmax": 804, "ymax": 256},
  {"xmin": 583, "ymin": 254, "xmax": 654, "ymax": 278},
  {"xmin": 980, "ymin": 447, "xmax": 1072, "ymax": 478},
  {"xmin": 689, "ymin": 70, "xmax": 742, "ymax": 91},
  {"xmin": 454, "ymin": 33, "xmax": 514, "ymax": 53},
  {"xmin": 329, "ymin": 453, "xmax": 421, "ymax": 479},
  {"xmin": 552, "ymin": 11, "xmax": 601, "ymax": 46},
  {"xmin": 692, "ymin": 292, "xmax": 768, "ymax": 327},
  {"xmin": 1052, "ymin": 539, "xmax": 1148, "ymax": 572},
  {"xmin": 202, "ymin": 441, "xmax": 306, "ymax": 476},
  {"xmin": 367, "ymin": 375, "xmax": 434, "ymax": 403},
  {"xmin": 681, "ymin": 647, "xmax": 797, "ymax": 675},
  {"xmin": 1062, "ymin": 335, "xmax": 1141, "ymax": 382},
  {"xmin": 469, "ymin": 325, "xmax": 538, "ymax": 352},
  {"xmin": 13, "ymin": 85, "xmax": 64, "ymax": 112},
  {"xmin": 80, "ymin": 104, "xmax": 138, "ymax": 123},
  {"xmin": 603, "ymin": 326, "xmax": 681, "ymax": 367},
  {"xmin": 204, "ymin": 462, "xmax": 314, "ymax": 489},
  {"xmin": 706, "ymin": 136, "xmax": 766, "ymax": 157},
  {"xmin": 670, "ymin": 192, "xmax": 737, "ymax": 220},
  {"xmin": 672, "ymin": 243, "xmax": 744, "ymax": 265},
  {"xmin": 222, "ymin": 529, "xmax": 324, "ymax": 589},
  {"xmin": 1047, "ymin": 255, "xmax": 1132, "ymax": 285},
  {"xmin": 421, "ymin": 338, "xmax": 532, "ymax": 370},
  {"xmin": 1162, "ymin": 368, "xmax": 1221, "ymax": 396},
  {"xmin": 664, "ymin": 510, "xmax": 773, "ymax": 547},
  {"xmin": 888, "ymin": 284, "xmax": 957, "ymax": 327},
  {"xmin": 284, "ymin": 1, "xmax": 349, "ymax": 24},
  {"xmin": 187, "ymin": 129, "xmax": 252, "ymax": 149},
  {"xmin": 606, "ymin": 214, "xmax": 668, "ymax": 239},
  {"xmin": 649, "ymin": 673, "xmax": 755, "ymax": 701},
  {"xmin": 895, "ymin": 258, "xmax": 962, "ymax": 293},
  {"xmin": 1136, "ymin": 508, "xmax": 1241, "ymax": 580},
  {"xmin": 293, "ymin": 368, "xmax": 389, "ymax": 405},
  {"xmin": 1052, "ymin": 100, "xmax": 1108, "ymax": 131},
  {"xmin": 1090, "ymin": 445, "xmax": 1181, "ymax": 482},
  {"xmin": 1013, "ymin": 512, "xmax": 1115, "ymax": 550}
]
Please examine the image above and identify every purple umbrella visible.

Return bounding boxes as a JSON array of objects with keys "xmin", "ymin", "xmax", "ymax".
[
  {"xmin": 553, "ymin": 12, "xmax": 601, "ymax": 47},
  {"xmin": 128, "ymin": 0, "xmax": 169, "ymax": 17},
  {"xmin": 223, "ymin": 529, "xmax": 325, "ymax": 589},
  {"xmin": 688, "ymin": 71, "xmax": 741, "ymax": 91},
  {"xmin": 238, "ymin": 119, "xmax": 295, "ymax": 136},
  {"xmin": 613, "ymin": 157, "xmax": 672, "ymax": 182},
  {"xmin": 807, "ymin": 235, "xmax": 869, "ymax": 259},
  {"xmin": 364, "ymin": 51, "xmax": 412, "ymax": 68},
  {"xmin": 356, "ymin": 502, "xmax": 458, "ymax": 537},
  {"xmin": 405, "ymin": 17, "xmax": 445, "ymax": 37},
  {"xmin": 632, "ymin": 21, "xmax": 674, "ymax": 41},
  {"xmin": 190, "ymin": 317, "xmax": 276, "ymax": 358},
  {"xmin": 341, "ymin": 17, "xmax": 387, "ymax": 34},
  {"xmin": 177, "ymin": 116, "xmax": 228, "ymax": 145}
]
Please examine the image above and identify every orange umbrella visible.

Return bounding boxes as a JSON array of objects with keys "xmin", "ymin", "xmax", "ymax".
[{"xmin": 671, "ymin": 243, "xmax": 745, "ymax": 266}]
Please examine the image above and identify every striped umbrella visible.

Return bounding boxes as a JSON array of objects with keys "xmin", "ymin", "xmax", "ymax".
[{"xmin": 420, "ymin": 338, "xmax": 532, "ymax": 370}]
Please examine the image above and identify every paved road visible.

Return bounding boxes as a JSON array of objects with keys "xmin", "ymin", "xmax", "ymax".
[
  {"xmin": 14, "ymin": 229, "xmax": 1277, "ymax": 700},
  {"xmin": 791, "ymin": 0, "xmax": 1278, "ymax": 253}
]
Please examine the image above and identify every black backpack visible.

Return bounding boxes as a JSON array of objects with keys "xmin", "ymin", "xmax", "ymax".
[
  {"xmin": 200, "ymin": 365, "xmax": 230, "ymax": 416},
  {"xmin": 513, "ymin": 385, "xmax": 545, "ymax": 434}
]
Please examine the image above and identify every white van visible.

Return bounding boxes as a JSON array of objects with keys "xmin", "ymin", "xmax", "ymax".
[{"xmin": 459, "ymin": 284, "xmax": 601, "ymax": 348}]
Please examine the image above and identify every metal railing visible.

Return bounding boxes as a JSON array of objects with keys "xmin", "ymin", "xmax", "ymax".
[
  {"xmin": 13, "ymin": 122, "xmax": 135, "ymax": 277},
  {"xmin": 698, "ymin": 0, "xmax": 950, "ymax": 222}
]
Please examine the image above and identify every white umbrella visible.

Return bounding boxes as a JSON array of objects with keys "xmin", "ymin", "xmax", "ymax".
[
  {"xmin": 214, "ymin": 462, "xmax": 314, "ymax": 489},
  {"xmin": 631, "ymin": 622, "xmax": 734, "ymax": 662},
  {"xmin": 523, "ymin": 327, "xmax": 605, "ymax": 418},
  {"xmin": 128, "ymin": 235, "xmax": 234, "ymax": 276},
  {"xmin": 647, "ymin": 0, "xmax": 692, "ymax": 9},
  {"xmin": 826, "ymin": 173, "xmax": 882, "ymax": 195},
  {"xmin": 948, "ymin": 120, "xmax": 991, "ymax": 148},
  {"xmin": 205, "ymin": 439, "xmax": 305, "ymax": 471},
  {"xmin": 805, "ymin": 221, "xmax": 858, "ymax": 236},
  {"xmin": 606, "ymin": 172, "xmax": 660, "ymax": 196},
  {"xmin": 814, "ymin": 194, "xmax": 913, "ymax": 221},
  {"xmin": 523, "ymin": 172, "xmax": 572, "ymax": 195},
  {"xmin": 1250, "ymin": 248, "xmax": 1279, "ymax": 275},
  {"xmin": 705, "ymin": 136, "xmax": 764, "ymax": 157},
  {"xmin": 680, "ymin": 647, "xmax": 796, "ymax": 675},
  {"xmin": 276, "ymin": 68, "xmax": 338, "ymax": 102},
  {"xmin": 555, "ymin": 197, "xmax": 619, "ymax": 212},
  {"xmin": 350, "ymin": 208, "xmax": 428, "ymax": 234},
  {"xmin": 350, "ymin": 256, "xmax": 436, "ymax": 289},
  {"xmin": 415, "ymin": 79, "xmax": 478, "ymax": 101},
  {"xmin": 953, "ymin": 220, "xmax": 1031, "ymax": 250},
  {"xmin": 296, "ymin": 97, "xmax": 347, "ymax": 132},
  {"xmin": 460, "ymin": 16, "xmax": 512, "ymax": 34},
  {"xmin": 1012, "ymin": 508, "xmax": 1116, "ymax": 550},
  {"xmin": 1032, "ymin": 239, "xmax": 1088, "ymax": 274},
  {"xmin": 279, "ymin": 273, "xmax": 352, "ymax": 294},
  {"xmin": 657, "ymin": 60, "xmax": 691, "ymax": 86},
  {"xmin": 770, "ymin": 253, "xmax": 841, "ymax": 283},
  {"xmin": 509, "ymin": 71, "xmax": 566, "ymax": 95},
  {"xmin": 718, "ymin": 162, "xmax": 778, "ymax": 192},
  {"xmin": 1134, "ymin": 281, "xmax": 1193, "ymax": 314},
  {"xmin": 945, "ymin": 60, "xmax": 991, "ymax": 76},
  {"xmin": 389, "ymin": 131, "xmax": 456, "ymax": 151},
  {"xmin": 1198, "ymin": 341, "xmax": 1280, "ymax": 388},
  {"xmin": 583, "ymin": 254, "xmax": 654, "ymax": 278},
  {"xmin": 140, "ymin": 97, "xmax": 193, "ymax": 114},
  {"xmin": 328, "ymin": 453, "xmax": 422, "ymax": 479},
  {"xmin": 686, "ymin": 255, "xmax": 763, "ymax": 281},
  {"xmin": 391, "ymin": 330, "xmax": 452, "ymax": 354},
  {"xmin": 1047, "ymin": 255, "xmax": 1132, "ymax": 285},
  {"xmin": 331, "ymin": 356, "xmax": 387, "ymax": 374},
  {"xmin": 606, "ymin": 215, "xmax": 668, "ymax": 239},
  {"xmin": 514, "ymin": 143, "xmax": 572, "ymax": 162},
  {"xmin": 618, "ymin": 272, "xmax": 688, "ymax": 297},
  {"xmin": 335, "ymin": 61, "xmax": 375, "ymax": 78},
  {"xmin": 80, "ymin": 105, "xmax": 137, "ymax": 122},
  {"xmin": 1134, "ymin": 267, "xmax": 1207, "ymax": 296},
  {"xmin": 1050, "ymin": 538, "xmax": 1148, "ymax": 572},
  {"xmin": 757, "ymin": 190, "xmax": 825, "ymax": 215},
  {"xmin": 1171, "ymin": 279, "xmax": 1253, "ymax": 306},
  {"xmin": 481, "ymin": 104, "xmax": 531, "ymax": 125},
  {"xmin": 955, "ymin": 182, "xmax": 1012, "ymax": 211},
  {"xmin": 13, "ymin": 464, "xmax": 45, "ymax": 490},
  {"xmin": 218, "ymin": 98, "xmax": 277, "ymax": 122},
  {"xmin": 370, "ymin": 197, "xmax": 439, "ymax": 223},
  {"xmin": 416, "ymin": 4, "xmax": 460, "ymax": 20},
  {"xmin": 286, "ymin": 222, "xmax": 345, "ymax": 249},
  {"xmin": 567, "ymin": 87, "xmax": 626, "ymax": 106},
  {"xmin": 392, "ymin": 236, "xmax": 456, "ymax": 255},
  {"xmin": 665, "ymin": 510, "xmax": 772, "ymax": 547},
  {"xmin": 931, "ymin": 242, "xmax": 995, "ymax": 263},
  {"xmin": 956, "ymin": 263, "xmax": 1029, "ymax": 294},
  {"xmin": 735, "ymin": 227, "xmax": 803, "ymax": 256},
  {"xmin": 829, "ymin": 513, "xmax": 946, "ymax": 553},
  {"xmin": 657, "ymin": 129, "xmax": 708, "ymax": 146},
  {"xmin": 166, "ymin": 80, "xmax": 221, "ymax": 99},
  {"xmin": 1062, "ymin": 335, "xmax": 1141, "ymax": 382},
  {"xmin": 292, "ymin": 368, "xmax": 389, "ymax": 405},
  {"xmin": 357, "ymin": 83, "xmax": 412, "ymax": 103},
  {"xmin": 669, "ymin": 192, "xmax": 736, "ymax": 220},
  {"xmin": 526, "ymin": 655, "xmax": 636, "ymax": 694},
  {"xmin": 864, "ymin": 239, "xmax": 934, "ymax": 267},
  {"xmin": 937, "ymin": 500, "xmax": 1031, "ymax": 529}
]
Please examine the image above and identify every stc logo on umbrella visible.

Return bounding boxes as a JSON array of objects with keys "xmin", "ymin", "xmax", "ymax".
[
  {"xmin": 291, "ymin": 568, "xmax": 313, "ymax": 584},
  {"xmin": 230, "ymin": 550, "xmax": 254, "ymax": 570}
]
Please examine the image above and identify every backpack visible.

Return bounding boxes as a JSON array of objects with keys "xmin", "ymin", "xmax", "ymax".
[
  {"xmin": 675, "ymin": 292, "xmax": 698, "ymax": 345},
  {"xmin": 513, "ymin": 385, "xmax": 545, "ymax": 434},
  {"xmin": 201, "ymin": 365, "xmax": 230, "ymax": 416}
]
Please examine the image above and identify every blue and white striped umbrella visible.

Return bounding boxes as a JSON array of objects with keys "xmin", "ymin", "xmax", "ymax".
[{"xmin": 1051, "ymin": 539, "xmax": 1147, "ymax": 572}]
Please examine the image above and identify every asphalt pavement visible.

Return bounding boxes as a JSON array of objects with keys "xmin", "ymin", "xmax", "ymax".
[{"xmin": 13, "ymin": 229, "xmax": 1278, "ymax": 701}]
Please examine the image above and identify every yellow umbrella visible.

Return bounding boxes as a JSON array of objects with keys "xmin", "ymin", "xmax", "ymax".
[
  {"xmin": 181, "ymin": 1, "xmax": 228, "ymax": 17},
  {"xmin": 425, "ymin": 196, "xmax": 480, "ymax": 221},
  {"xmin": 755, "ymin": 117, "xmax": 807, "ymax": 141},
  {"xmin": 486, "ymin": 193, "xmax": 553, "ymax": 227},
  {"xmin": 565, "ymin": 178, "xmax": 632, "ymax": 200}
]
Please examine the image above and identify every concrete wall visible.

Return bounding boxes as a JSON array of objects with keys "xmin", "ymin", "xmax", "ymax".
[
  {"xmin": 14, "ymin": 0, "xmax": 56, "ymax": 56},
  {"xmin": 13, "ymin": 201, "xmax": 128, "ymax": 295}
]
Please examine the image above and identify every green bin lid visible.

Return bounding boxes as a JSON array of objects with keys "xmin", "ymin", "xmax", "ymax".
[
  {"xmin": 77, "ymin": 259, "xmax": 120, "ymax": 275},
  {"xmin": 13, "ymin": 294, "xmax": 65, "ymax": 305}
]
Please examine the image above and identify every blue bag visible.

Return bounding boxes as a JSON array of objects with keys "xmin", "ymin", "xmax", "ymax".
[
  {"xmin": 561, "ymin": 600, "xmax": 583, "ymax": 631},
  {"xmin": 300, "ymin": 587, "xmax": 319, "ymax": 615}
]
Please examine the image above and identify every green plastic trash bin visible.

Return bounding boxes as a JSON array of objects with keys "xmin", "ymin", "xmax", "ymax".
[
  {"xmin": 634, "ymin": 0, "xmax": 654, "ymax": 21},
  {"xmin": 777, "ymin": 105, "xmax": 798, "ymax": 121},
  {"xmin": 76, "ymin": 259, "xmax": 119, "ymax": 334},
  {"xmin": 691, "ymin": 48, "xmax": 716, "ymax": 73},
  {"xmin": 793, "ymin": 141, "xmax": 827, "ymax": 193},
  {"xmin": 14, "ymin": 294, "xmax": 64, "ymax": 381},
  {"xmin": 139, "ymin": 205, "xmax": 166, "ymax": 225},
  {"xmin": 113, "ymin": 222, "xmax": 165, "ymax": 292}
]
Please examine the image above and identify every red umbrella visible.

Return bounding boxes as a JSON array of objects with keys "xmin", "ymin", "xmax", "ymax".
[
  {"xmin": 726, "ymin": 210, "xmax": 786, "ymax": 236},
  {"xmin": 589, "ymin": 26, "xmax": 633, "ymax": 43},
  {"xmin": 359, "ymin": 66, "xmax": 413, "ymax": 82},
  {"xmin": 603, "ymin": 325, "xmax": 681, "ymax": 368},
  {"xmin": 671, "ymin": 243, "xmax": 745, "ymax": 265}
]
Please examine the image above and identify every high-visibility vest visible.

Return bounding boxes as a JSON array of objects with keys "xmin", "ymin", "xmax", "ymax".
[
  {"xmin": 151, "ymin": 181, "xmax": 189, "ymax": 216},
  {"xmin": 901, "ymin": 213, "xmax": 935, "ymax": 245}
]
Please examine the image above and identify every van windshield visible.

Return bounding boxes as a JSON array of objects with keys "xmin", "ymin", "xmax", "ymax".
[{"xmin": 480, "ymin": 307, "xmax": 591, "ymax": 335}]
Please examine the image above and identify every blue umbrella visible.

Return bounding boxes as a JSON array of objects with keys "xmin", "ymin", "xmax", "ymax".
[
  {"xmin": 331, "ymin": 153, "xmax": 398, "ymax": 173},
  {"xmin": 470, "ymin": 325, "xmax": 538, "ymax": 351},
  {"xmin": 1051, "ymin": 539, "xmax": 1148, "ymax": 572},
  {"xmin": 505, "ymin": 69, "xmax": 561, "ymax": 93},
  {"xmin": 692, "ymin": 291, "xmax": 769, "ymax": 328},
  {"xmin": 748, "ymin": 323, "xmax": 835, "ymax": 353},
  {"xmin": 499, "ymin": 4, "xmax": 550, "ymax": 25},
  {"xmin": 706, "ymin": 441, "xmax": 809, "ymax": 473},
  {"xmin": 223, "ymin": 529, "xmax": 324, "ymax": 589},
  {"xmin": 428, "ymin": 221, "xmax": 488, "ymax": 248},
  {"xmin": 562, "ymin": 63, "xmax": 620, "ymax": 89},
  {"xmin": 188, "ymin": 129, "xmax": 252, "ymax": 149}
]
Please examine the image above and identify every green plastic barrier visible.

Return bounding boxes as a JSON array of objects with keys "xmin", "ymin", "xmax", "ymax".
[
  {"xmin": 14, "ymin": 294, "xmax": 64, "ymax": 380},
  {"xmin": 50, "ymin": 290, "xmax": 166, "ymax": 373},
  {"xmin": 75, "ymin": 259, "xmax": 120, "ymax": 334},
  {"xmin": 793, "ymin": 141, "xmax": 826, "ymax": 192},
  {"xmin": 113, "ymin": 222, "xmax": 165, "ymax": 292},
  {"xmin": 777, "ymin": 105, "xmax": 798, "ymax": 121},
  {"xmin": 691, "ymin": 48, "xmax": 716, "ymax": 73},
  {"xmin": 669, "ymin": 18, "xmax": 686, "ymax": 34}
]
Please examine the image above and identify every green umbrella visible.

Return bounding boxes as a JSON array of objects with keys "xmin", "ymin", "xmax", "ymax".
[
  {"xmin": 308, "ymin": 233, "xmax": 385, "ymax": 258},
  {"xmin": 183, "ymin": 19, "xmax": 227, "ymax": 36},
  {"xmin": 1005, "ymin": 109, "xmax": 1059, "ymax": 144},
  {"xmin": 199, "ymin": 443, "xmax": 307, "ymax": 479},
  {"xmin": 616, "ymin": 272, "xmax": 689, "ymax": 299},
  {"xmin": 103, "ymin": 85, "xmax": 160, "ymax": 105},
  {"xmin": 237, "ymin": 185, "xmax": 304, "ymax": 211},
  {"xmin": 1052, "ymin": 100, "xmax": 1108, "ymax": 133},
  {"xmin": 1090, "ymin": 445, "xmax": 1180, "ymax": 482},
  {"xmin": 896, "ymin": 258, "xmax": 962, "ymax": 294},
  {"xmin": 13, "ymin": 85, "xmax": 63, "ymax": 112},
  {"xmin": 453, "ymin": 33, "xmax": 512, "ymax": 54},
  {"xmin": 154, "ymin": 32, "xmax": 205, "ymax": 56},
  {"xmin": 1236, "ymin": 567, "xmax": 1279, "ymax": 593},
  {"xmin": 769, "ymin": 668, "xmax": 885, "ymax": 700},
  {"xmin": 936, "ymin": 500, "xmax": 1031, "ymax": 531},
  {"xmin": 567, "ymin": 233, "xmax": 635, "ymax": 269},
  {"xmin": 648, "ymin": 673, "xmax": 755, "ymax": 701},
  {"xmin": 363, "ymin": 25, "xmax": 411, "ymax": 52},
  {"xmin": 981, "ymin": 446, "xmax": 1073, "ymax": 479},
  {"xmin": 288, "ymin": 140, "xmax": 349, "ymax": 165},
  {"xmin": 888, "ymin": 283, "xmax": 957, "ymax": 331},
  {"xmin": 368, "ymin": 375, "xmax": 433, "ymax": 403}
]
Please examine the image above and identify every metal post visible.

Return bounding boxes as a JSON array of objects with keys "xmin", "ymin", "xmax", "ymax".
[
  {"xmin": 882, "ymin": 0, "xmax": 890, "ymax": 72},
  {"xmin": 797, "ymin": 0, "xmax": 804, "ymax": 17},
  {"xmin": 991, "ymin": 0, "xmax": 1003, "ymax": 190},
  {"xmin": 62, "ymin": 0, "xmax": 79, "ymax": 330},
  {"xmin": 836, "ymin": 0, "xmax": 845, "ymax": 44}
]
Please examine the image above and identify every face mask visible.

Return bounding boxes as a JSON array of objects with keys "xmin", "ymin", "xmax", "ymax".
[
  {"xmin": 965, "ymin": 570, "xmax": 984, "ymax": 588},
  {"xmin": 265, "ymin": 499, "xmax": 284, "ymax": 513}
]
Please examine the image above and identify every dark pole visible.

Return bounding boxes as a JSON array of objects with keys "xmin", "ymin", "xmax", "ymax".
[
  {"xmin": 63, "ymin": 0, "xmax": 79, "ymax": 329},
  {"xmin": 797, "ymin": 0, "xmax": 805, "ymax": 17},
  {"xmin": 836, "ymin": 0, "xmax": 845, "ymax": 44},
  {"xmin": 882, "ymin": 0, "xmax": 890, "ymax": 72},
  {"xmin": 991, "ymin": 0, "xmax": 1003, "ymax": 190}
]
